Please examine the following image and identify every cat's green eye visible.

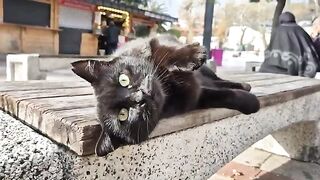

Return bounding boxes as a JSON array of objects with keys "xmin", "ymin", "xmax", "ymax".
[
  {"xmin": 118, "ymin": 108, "xmax": 129, "ymax": 121},
  {"xmin": 119, "ymin": 74, "xmax": 130, "ymax": 87}
]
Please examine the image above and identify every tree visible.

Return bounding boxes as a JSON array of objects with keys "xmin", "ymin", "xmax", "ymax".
[
  {"xmin": 146, "ymin": 0, "xmax": 167, "ymax": 13},
  {"xmin": 214, "ymin": 1, "xmax": 275, "ymax": 49},
  {"xmin": 179, "ymin": 0, "xmax": 205, "ymax": 43}
]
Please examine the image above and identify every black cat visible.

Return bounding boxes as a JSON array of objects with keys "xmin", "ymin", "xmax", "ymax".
[{"xmin": 71, "ymin": 35, "xmax": 260, "ymax": 156}]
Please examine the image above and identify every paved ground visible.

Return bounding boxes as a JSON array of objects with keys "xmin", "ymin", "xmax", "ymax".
[
  {"xmin": 210, "ymin": 146, "xmax": 320, "ymax": 180},
  {"xmin": 1, "ymin": 52, "xmax": 320, "ymax": 179}
]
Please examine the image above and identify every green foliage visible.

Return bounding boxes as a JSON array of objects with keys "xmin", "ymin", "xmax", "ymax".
[
  {"xmin": 147, "ymin": 0, "xmax": 167, "ymax": 13},
  {"xmin": 166, "ymin": 29, "xmax": 181, "ymax": 38}
]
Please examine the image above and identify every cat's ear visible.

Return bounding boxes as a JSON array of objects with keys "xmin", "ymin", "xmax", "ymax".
[
  {"xmin": 95, "ymin": 130, "xmax": 114, "ymax": 156},
  {"xmin": 71, "ymin": 60, "xmax": 109, "ymax": 83},
  {"xmin": 149, "ymin": 38, "xmax": 160, "ymax": 55}
]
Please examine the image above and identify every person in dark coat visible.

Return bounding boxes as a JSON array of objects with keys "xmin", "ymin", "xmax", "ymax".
[
  {"xmin": 99, "ymin": 20, "xmax": 108, "ymax": 55},
  {"xmin": 105, "ymin": 21, "xmax": 121, "ymax": 55},
  {"xmin": 259, "ymin": 12, "xmax": 320, "ymax": 78}
]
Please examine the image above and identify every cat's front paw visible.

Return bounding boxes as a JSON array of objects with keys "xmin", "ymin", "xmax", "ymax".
[
  {"xmin": 168, "ymin": 43, "xmax": 207, "ymax": 72},
  {"xmin": 187, "ymin": 43, "xmax": 207, "ymax": 70}
]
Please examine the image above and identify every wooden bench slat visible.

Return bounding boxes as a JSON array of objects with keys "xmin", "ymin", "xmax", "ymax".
[
  {"xmin": 220, "ymin": 73, "xmax": 290, "ymax": 82},
  {"xmin": 252, "ymin": 79, "xmax": 320, "ymax": 96},
  {"xmin": 17, "ymin": 95, "xmax": 96, "ymax": 117},
  {"xmin": 0, "ymin": 81, "xmax": 89, "ymax": 92},
  {"xmin": 249, "ymin": 76, "xmax": 305, "ymax": 87},
  {"xmin": 0, "ymin": 87, "xmax": 94, "ymax": 112}
]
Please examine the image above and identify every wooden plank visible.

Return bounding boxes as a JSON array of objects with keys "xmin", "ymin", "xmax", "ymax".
[
  {"xmin": 41, "ymin": 107, "xmax": 99, "ymax": 143},
  {"xmin": 220, "ymin": 73, "xmax": 288, "ymax": 82},
  {"xmin": 0, "ymin": 24, "xmax": 22, "ymax": 53},
  {"xmin": 251, "ymin": 79, "xmax": 320, "ymax": 96},
  {"xmin": 150, "ymin": 108, "xmax": 240, "ymax": 138},
  {"xmin": 22, "ymin": 27, "xmax": 56, "ymax": 54},
  {"xmin": 1, "ymin": 87, "xmax": 93, "ymax": 113},
  {"xmin": 50, "ymin": 0, "xmax": 59, "ymax": 54},
  {"xmin": 249, "ymin": 76, "xmax": 305, "ymax": 87},
  {"xmin": 22, "ymin": 106, "xmax": 99, "ymax": 155},
  {"xmin": 2, "ymin": 91, "xmax": 99, "ymax": 155},
  {"xmin": 80, "ymin": 33, "xmax": 98, "ymax": 56},
  {"xmin": 0, "ymin": 81, "xmax": 89, "ymax": 92},
  {"xmin": 17, "ymin": 95, "xmax": 96, "ymax": 117}
]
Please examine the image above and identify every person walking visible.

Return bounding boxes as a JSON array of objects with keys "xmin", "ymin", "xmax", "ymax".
[{"xmin": 105, "ymin": 21, "xmax": 121, "ymax": 55}]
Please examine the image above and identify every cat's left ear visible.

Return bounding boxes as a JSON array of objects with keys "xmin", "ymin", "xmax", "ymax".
[
  {"xmin": 95, "ymin": 130, "xmax": 114, "ymax": 156},
  {"xmin": 71, "ymin": 60, "xmax": 109, "ymax": 83}
]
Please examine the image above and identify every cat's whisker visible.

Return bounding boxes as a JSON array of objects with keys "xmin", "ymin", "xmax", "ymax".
[
  {"xmin": 155, "ymin": 68, "xmax": 169, "ymax": 79},
  {"xmin": 153, "ymin": 50, "xmax": 170, "ymax": 76}
]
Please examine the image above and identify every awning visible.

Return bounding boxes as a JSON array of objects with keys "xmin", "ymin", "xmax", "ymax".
[{"xmin": 85, "ymin": 0, "xmax": 178, "ymax": 22}]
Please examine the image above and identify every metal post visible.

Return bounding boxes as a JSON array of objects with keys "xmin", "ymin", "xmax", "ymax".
[{"xmin": 202, "ymin": 0, "xmax": 215, "ymax": 58}]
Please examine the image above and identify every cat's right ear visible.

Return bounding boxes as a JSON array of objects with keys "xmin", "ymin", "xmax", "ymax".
[{"xmin": 71, "ymin": 60, "xmax": 109, "ymax": 83}]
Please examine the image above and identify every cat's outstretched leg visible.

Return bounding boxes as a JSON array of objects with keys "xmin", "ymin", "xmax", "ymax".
[
  {"xmin": 150, "ymin": 38, "xmax": 207, "ymax": 72},
  {"xmin": 197, "ymin": 86, "xmax": 260, "ymax": 114}
]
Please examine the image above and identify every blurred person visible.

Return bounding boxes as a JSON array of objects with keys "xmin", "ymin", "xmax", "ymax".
[
  {"xmin": 98, "ymin": 20, "xmax": 108, "ymax": 55},
  {"xmin": 259, "ymin": 12, "xmax": 320, "ymax": 78},
  {"xmin": 105, "ymin": 20, "xmax": 121, "ymax": 55}
]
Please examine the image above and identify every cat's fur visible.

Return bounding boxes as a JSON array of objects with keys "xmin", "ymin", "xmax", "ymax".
[{"xmin": 71, "ymin": 35, "xmax": 260, "ymax": 156}]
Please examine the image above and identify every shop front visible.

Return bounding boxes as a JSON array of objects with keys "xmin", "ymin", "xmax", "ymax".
[
  {"xmin": 0, "ymin": 0, "xmax": 59, "ymax": 55},
  {"xmin": 58, "ymin": 0, "xmax": 98, "ymax": 55},
  {"xmin": 93, "ymin": 2, "xmax": 178, "ymax": 50}
]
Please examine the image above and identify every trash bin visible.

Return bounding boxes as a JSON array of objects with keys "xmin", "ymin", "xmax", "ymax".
[{"xmin": 211, "ymin": 49, "xmax": 223, "ymax": 66}]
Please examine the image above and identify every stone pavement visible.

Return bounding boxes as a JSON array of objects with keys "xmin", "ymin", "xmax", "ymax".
[{"xmin": 209, "ymin": 147, "xmax": 320, "ymax": 180}]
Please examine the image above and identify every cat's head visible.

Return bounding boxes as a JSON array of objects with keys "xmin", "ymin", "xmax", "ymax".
[{"xmin": 71, "ymin": 58, "xmax": 165, "ymax": 156}]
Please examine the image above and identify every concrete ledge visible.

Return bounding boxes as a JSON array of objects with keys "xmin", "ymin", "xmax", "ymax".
[
  {"xmin": 253, "ymin": 121, "xmax": 320, "ymax": 164},
  {"xmin": 1, "ymin": 90, "xmax": 320, "ymax": 179},
  {"xmin": 6, "ymin": 54, "xmax": 111, "ymax": 81},
  {"xmin": 6, "ymin": 54, "xmax": 45, "ymax": 81}
]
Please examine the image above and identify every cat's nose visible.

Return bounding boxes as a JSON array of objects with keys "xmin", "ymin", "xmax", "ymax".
[{"xmin": 130, "ymin": 90, "xmax": 143, "ymax": 103}]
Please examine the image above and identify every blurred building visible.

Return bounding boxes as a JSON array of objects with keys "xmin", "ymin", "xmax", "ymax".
[{"xmin": 0, "ymin": 0, "xmax": 177, "ymax": 55}]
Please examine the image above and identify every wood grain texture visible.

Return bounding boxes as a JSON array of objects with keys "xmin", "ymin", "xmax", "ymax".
[
  {"xmin": 1, "ymin": 73, "xmax": 320, "ymax": 155},
  {"xmin": 80, "ymin": 33, "xmax": 98, "ymax": 56}
]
